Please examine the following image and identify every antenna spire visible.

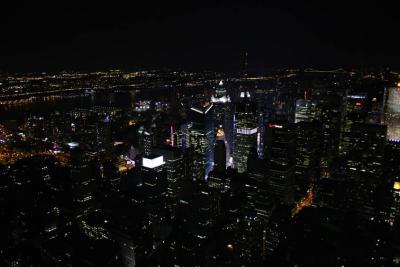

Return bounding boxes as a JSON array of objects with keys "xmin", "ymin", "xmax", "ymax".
[{"xmin": 244, "ymin": 51, "xmax": 248, "ymax": 76}]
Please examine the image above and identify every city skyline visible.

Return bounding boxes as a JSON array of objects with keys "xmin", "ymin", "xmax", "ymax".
[{"xmin": 2, "ymin": 3, "xmax": 400, "ymax": 266}]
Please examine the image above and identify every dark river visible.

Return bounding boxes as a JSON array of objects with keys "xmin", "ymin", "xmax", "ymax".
[{"xmin": 0, "ymin": 91, "xmax": 135, "ymax": 122}]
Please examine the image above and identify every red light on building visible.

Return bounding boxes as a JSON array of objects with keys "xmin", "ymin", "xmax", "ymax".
[{"xmin": 268, "ymin": 123, "xmax": 283, "ymax": 129}]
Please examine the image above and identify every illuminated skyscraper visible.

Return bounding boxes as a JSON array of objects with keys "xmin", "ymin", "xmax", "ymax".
[
  {"xmin": 177, "ymin": 122, "xmax": 192, "ymax": 150},
  {"xmin": 233, "ymin": 97, "xmax": 258, "ymax": 173},
  {"xmin": 264, "ymin": 122, "xmax": 295, "ymax": 204},
  {"xmin": 346, "ymin": 123, "xmax": 387, "ymax": 220},
  {"xmin": 294, "ymin": 99, "xmax": 316, "ymax": 123},
  {"xmin": 341, "ymin": 94, "xmax": 368, "ymax": 155},
  {"xmin": 138, "ymin": 126, "xmax": 153, "ymax": 156},
  {"xmin": 386, "ymin": 142, "xmax": 400, "ymax": 225},
  {"xmin": 211, "ymin": 80, "xmax": 230, "ymax": 104},
  {"xmin": 207, "ymin": 127, "xmax": 229, "ymax": 215},
  {"xmin": 314, "ymin": 97, "xmax": 344, "ymax": 171},
  {"xmin": 69, "ymin": 142, "xmax": 97, "ymax": 218},
  {"xmin": 382, "ymin": 86, "xmax": 400, "ymax": 142},
  {"xmin": 391, "ymin": 180, "xmax": 400, "ymax": 224},
  {"xmin": 187, "ymin": 102, "xmax": 214, "ymax": 180},
  {"xmin": 188, "ymin": 123, "xmax": 214, "ymax": 180},
  {"xmin": 152, "ymin": 147, "xmax": 185, "ymax": 218},
  {"xmin": 246, "ymin": 148, "xmax": 271, "ymax": 220},
  {"xmin": 211, "ymin": 80, "xmax": 234, "ymax": 161},
  {"xmin": 140, "ymin": 154, "xmax": 168, "ymax": 241}
]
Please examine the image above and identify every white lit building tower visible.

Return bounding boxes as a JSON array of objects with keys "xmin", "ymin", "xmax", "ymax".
[
  {"xmin": 294, "ymin": 99, "xmax": 317, "ymax": 123},
  {"xmin": 233, "ymin": 94, "xmax": 258, "ymax": 173},
  {"xmin": 211, "ymin": 80, "xmax": 233, "ymax": 163},
  {"xmin": 187, "ymin": 102, "xmax": 214, "ymax": 180},
  {"xmin": 382, "ymin": 85, "xmax": 400, "ymax": 142}
]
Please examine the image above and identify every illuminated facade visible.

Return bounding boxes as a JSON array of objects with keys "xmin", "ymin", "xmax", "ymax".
[
  {"xmin": 391, "ymin": 180, "xmax": 400, "ymax": 224},
  {"xmin": 233, "ymin": 98, "xmax": 258, "ymax": 173},
  {"xmin": 152, "ymin": 147, "xmax": 185, "ymax": 218},
  {"xmin": 142, "ymin": 155, "xmax": 165, "ymax": 169},
  {"xmin": 211, "ymin": 80, "xmax": 234, "ymax": 162},
  {"xmin": 177, "ymin": 122, "xmax": 192, "ymax": 150},
  {"xmin": 341, "ymin": 94, "xmax": 368, "ymax": 155},
  {"xmin": 138, "ymin": 126, "xmax": 153, "ymax": 156},
  {"xmin": 187, "ymin": 103, "xmax": 215, "ymax": 180},
  {"xmin": 140, "ymin": 157, "xmax": 168, "ymax": 236},
  {"xmin": 382, "ymin": 86, "xmax": 400, "ymax": 142},
  {"xmin": 211, "ymin": 80, "xmax": 231, "ymax": 104},
  {"xmin": 346, "ymin": 123, "xmax": 387, "ymax": 220},
  {"xmin": 188, "ymin": 123, "xmax": 214, "ymax": 180},
  {"xmin": 69, "ymin": 144, "xmax": 97, "ymax": 218},
  {"xmin": 294, "ymin": 99, "xmax": 316, "ymax": 123}
]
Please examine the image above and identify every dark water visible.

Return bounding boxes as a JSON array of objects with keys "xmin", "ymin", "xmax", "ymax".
[{"xmin": 0, "ymin": 92, "xmax": 134, "ymax": 122}]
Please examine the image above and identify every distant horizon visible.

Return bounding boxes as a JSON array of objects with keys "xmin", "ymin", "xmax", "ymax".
[{"xmin": 1, "ymin": 65, "xmax": 400, "ymax": 75}]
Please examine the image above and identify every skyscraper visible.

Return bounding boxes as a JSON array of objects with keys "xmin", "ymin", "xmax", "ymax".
[
  {"xmin": 69, "ymin": 142, "xmax": 97, "ymax": 218},
  {"xmin": 294, "ymin": 99, "xmax": 316, "ymax": 123},
  {"xmin": 214, "ymin": 139, "xmax": 226, "ymax": 174},
  {"xmin": 152, "ymin": 147, "xmax": 185, "ymax": 218},
  {"xmin": 188, "ymin": 123, "xmax": 213, "ymax": 180},
  {"xmin": 140, "ymin": 153, "xmax": 168, "ymax": 243},
  {"xmin": 294, "ymin": 121, "xmax": 322, "ymax": 199},
  {"xmin": 314, "ymin": 97, "xmax": 344, "ymax": 172},
  {"xmin": 341, "ymin": 94, "xmax": 368, "ymax": 155},
  {"xmin": 233, "ymin": 97, "xmax": 258, "ymax": 173},
  {"xmin": 346, "ymin": 123, "xmax": 387, "ymax": 220},
  {"xmin": 187, "ymin": 102, "xmax": 215, "ymax": 180},
  {"xmin": 382, "ymin": 86, "xmax": 400, "ymax": 142},
  {"xmin": 138, "ymin": 126, "xmax": 153, "ymax": 156},
  {"xmin": 246, "ymin": 148, "xmax": 270, "ymax": 220},
  {"xmin": 264, "ymin": 122, "xmax": 295, "ymax": 204},
  {"xmin": 211, "ymin": 80, "xmax": 234, "ymax": 162}
]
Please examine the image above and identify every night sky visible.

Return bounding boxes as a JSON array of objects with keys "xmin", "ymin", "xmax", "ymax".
[{"xmin": 1, "ymin": 1, "xmax": 399, "ymax": 72}]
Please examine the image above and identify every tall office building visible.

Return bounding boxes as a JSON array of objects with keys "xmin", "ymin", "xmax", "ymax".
[
  {"xmin": 314, "ymin": 97, "xmax": 344, "ymax": 171},
  {"xmin": 207, "ymin": 128, "xmax": 229, "ymax": 216},
  {"xmin": 138, "ymin": 126, "xmax": 153, "ymax": 156},
  {"xmin": 294, "ymin": 99, "xmax": 316, "ymax": 123},
  {"xmin": 211, "ymin": 80, "xmax": 234, "ymax": 161},
  {"xmin": 246, "ymin": 148, "xmax": 271, "ymax": 220},
  {"xmin": 385, "ymin": 142, "xmax": 400, "ymax": 225},
  {"xmin": 177, "ymin": 122, "xmax": 192, "ymax": 150},
  {"xmin": 390, "ymin": 179, "xmax": 400, "ymax": 225},
  {"xmin": 214, "ymin": 139, "xmax": 226, "ymax": 174},
  {"xmin": 186, "ymin": 102, "xmax": 215, "ymax": 180},
  {"xmin": 188, "ymin": 123, "xmax": 214, "ymax": 180},
  {"xmin": 173, "ymin": 180, "xmax": 213, "ymax": 265},
  {"xmin": 294, "ymin": 121, "xmax": 322, "ymax": 199},
  {"xmin": 346, "ymin": 123, "xmax": 387, "ymax": 220},
  {"xmin": 152, "ymin": 147, "xmax": 185, "ymax": 218},
  {"xmin": 211, "ymin": 80, "xmax": 230, "ymax": 105},
  {"xmin": 382, "ymin": 86, "xmax": 400, "ymax": 142},
  {"xmin": 68, "ymin": 142, "xmax": 97, "ymax": 218},
  {"xmin": 233, "ymin": 97, "xmax": 258, "ymax": 173},
  {"xmin": 264, "ymin": 122, "xmax": 295, "ymax": 204},
  {"xmin": 341, "ymin": 94, "xmax": 368, "ymax": 155},
  {"xmin": 140, "ymin": 154, "xmax": 168, "ymax": 232}
]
